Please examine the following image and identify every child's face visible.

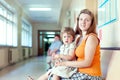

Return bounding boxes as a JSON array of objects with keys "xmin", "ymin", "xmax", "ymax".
[{"xmin": 62, "ymin": 32, "xmax": 74, "ymax": 45}]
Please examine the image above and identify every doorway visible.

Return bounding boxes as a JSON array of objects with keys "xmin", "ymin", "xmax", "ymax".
[{"xmin": 38, "ymin": 30, "xmax": 60, "ymax": 56}]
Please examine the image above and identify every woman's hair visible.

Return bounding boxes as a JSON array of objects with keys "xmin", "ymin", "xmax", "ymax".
[
  {"xmin": 75, "ymin": 9, "xmax": 97, "ymax": 35},
  {"xmin": 61, "ymin": 27, "xmax": 75, "ymax": 41}
]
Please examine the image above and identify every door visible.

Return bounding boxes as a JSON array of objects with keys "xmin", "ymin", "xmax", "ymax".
[{"xmin": 38, "ymin": 30, "xmax": 60, "ymax": 56}]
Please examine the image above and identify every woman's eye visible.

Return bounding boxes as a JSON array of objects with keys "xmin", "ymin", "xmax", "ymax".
[{"xmin": 86, "ymin": 19, "xmax": 90, "ymax": 22}]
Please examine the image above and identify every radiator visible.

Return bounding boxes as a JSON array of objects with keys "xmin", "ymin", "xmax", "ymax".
[
  {"xmin": 28, "ymin": 48, "xmax": 31, "ymax": 57},
  {"xmin": 8, "ymin": 49, "xmax": 12, "ymax": 64},
  {"xmin": 22, "ymin": 48, "xmax": 26, "ymax": 59}
]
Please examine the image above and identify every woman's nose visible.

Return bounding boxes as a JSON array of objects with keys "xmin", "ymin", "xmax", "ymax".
[{"xmin": 82, "ymin": 19, "xmax": 85, "ymax": 23}]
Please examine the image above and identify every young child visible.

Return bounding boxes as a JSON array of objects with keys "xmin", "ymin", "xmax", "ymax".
[{"xmin": 50, "ymin": 27, "xmax": 77, "ymax": 80}]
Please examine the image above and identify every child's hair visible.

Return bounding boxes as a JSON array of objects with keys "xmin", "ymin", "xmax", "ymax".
[{"xmin": 61, "ymin": 27, "xmax": 75, "ymax": 41}]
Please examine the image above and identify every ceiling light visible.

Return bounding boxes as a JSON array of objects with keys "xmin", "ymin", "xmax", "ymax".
[
  {"xmin": 46, "ymin": 32, "xmax": 55, "ymax": 34},
  {"xmin": 29, "ymin": 8, "xmax": 51, "ymax": 11}
]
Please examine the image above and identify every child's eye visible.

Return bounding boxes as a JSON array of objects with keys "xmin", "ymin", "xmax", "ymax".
[{"xmin": 63, "ymin": 36, "xmax": 66, "ymax": 38}]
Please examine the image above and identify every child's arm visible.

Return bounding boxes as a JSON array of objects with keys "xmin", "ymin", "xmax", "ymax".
[{"xmin": 54, "ymin": 49, "xmax": 76, "ymax": 61}]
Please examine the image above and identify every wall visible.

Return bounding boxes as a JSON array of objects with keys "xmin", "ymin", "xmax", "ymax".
[
  {"xmin": 0, "ymin": 47, "xmax": 19, "ymax": 69},
  {"xmin": 0, "ymin": 48, "xmax": 8, "ymax": 69},
  {"xmin": 69, "ymin": 0, "xmax": 85, "ymax": 28},
  {"xmin": 98, "ymin": 23, "xmax": 120, "ymax": 47},
  {"xmin": 61, "ymin": 0, "xmax": 85, "ymax": 29}
]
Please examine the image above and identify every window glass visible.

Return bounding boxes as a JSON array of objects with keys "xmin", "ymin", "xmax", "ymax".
[
  {"xmin": 0, "ymin": 0, "xmax": 17, "ymax": 46},
  {"xmin": 21, "ymin": 20, "xmax": 32, "ymax": 47}
]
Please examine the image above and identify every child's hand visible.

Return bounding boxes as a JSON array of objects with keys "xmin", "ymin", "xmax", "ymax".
[
  {"xmin": 51, "ymin": 53, "xmax": 55, "ymax": 59},
  {"xmin": 54, "ymin": 54, "xmax": 60, "ymax": 59},
  {"xmin": 52, "ymin": 52, "xmax": 55, "ymax": 57}
]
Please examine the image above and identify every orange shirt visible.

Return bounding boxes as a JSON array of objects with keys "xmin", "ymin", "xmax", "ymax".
[{"xmin": 75, "ymin": 33, "xmax": 101, "ymax": 76}]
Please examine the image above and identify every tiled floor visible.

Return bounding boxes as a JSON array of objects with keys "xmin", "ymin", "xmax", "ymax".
[{"xmin": 0, "ymin": 56, "xmax": 49, "ymax": 80}]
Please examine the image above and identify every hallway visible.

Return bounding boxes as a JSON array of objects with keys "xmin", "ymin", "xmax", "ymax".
[{"xmin": 0, "ymin": 56, "xmax": 48, "ymax": 80}]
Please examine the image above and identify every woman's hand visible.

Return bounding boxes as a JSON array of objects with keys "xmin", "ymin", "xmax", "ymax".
[{"xmin": 55, "ymin": 61, "xmax": 65, "ymax": 67}]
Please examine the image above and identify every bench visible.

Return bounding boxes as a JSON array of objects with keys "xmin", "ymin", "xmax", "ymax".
[{"xmin": 101, "ymin": 50, "xmax": 120, "ymax": 80}]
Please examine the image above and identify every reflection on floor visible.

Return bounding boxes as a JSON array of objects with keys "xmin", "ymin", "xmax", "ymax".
[{"xmin": 0, "ymin": 56, "xmax": 49, "ymax": 80}]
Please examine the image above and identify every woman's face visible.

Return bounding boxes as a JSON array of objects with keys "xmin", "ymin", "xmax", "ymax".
[
  {"xmin": 62, "ymin": 33, "xmax": 73, "ymax": 45},
  {"xmin": 78, "ymin": 13, "xmax": 92, "ymax": 32}
]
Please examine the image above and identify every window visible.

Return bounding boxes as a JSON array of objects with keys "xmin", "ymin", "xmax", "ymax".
[
  {"xmin": 21, "ymin": 20, "xmax": 32, "ymax": 47},
  {"xmin": 98, "ymin": 0, "xmax": 117, "ymax": 28},
  {"xmin": 0, "ymin": 1, "xmax": 17, "ymax": 46}
]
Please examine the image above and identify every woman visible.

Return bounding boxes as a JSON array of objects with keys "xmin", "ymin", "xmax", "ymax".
[{"xmin": 55, "ymin": 9, "xmax": 102, "ymax": 80}]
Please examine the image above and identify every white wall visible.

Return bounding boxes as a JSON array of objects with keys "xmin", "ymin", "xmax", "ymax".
[
  {"xmin": 69, "ymin": 0, "xmax": 85, "ymax": 28},
  {"xmin": 0, "ymin": 48, "xmax": 8, "ymax": 68},
  {"xmin": 61, "ymin": 0, "xmax": 85, "ymax": 29}
]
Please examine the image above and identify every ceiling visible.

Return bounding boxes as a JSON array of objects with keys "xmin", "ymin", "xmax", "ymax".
[{"xmin": 17, "ymin": 0, "xmax": 72, "ymax": 25}]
